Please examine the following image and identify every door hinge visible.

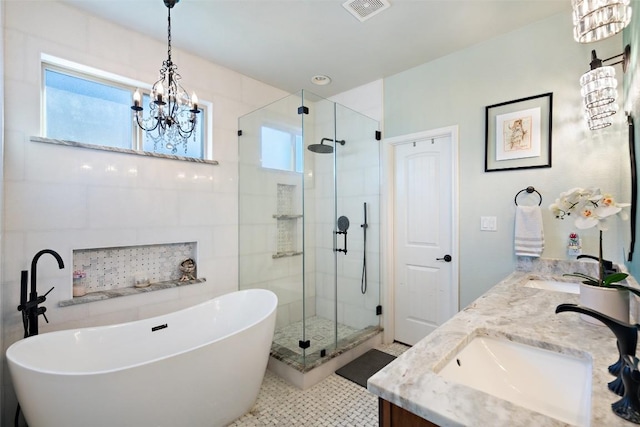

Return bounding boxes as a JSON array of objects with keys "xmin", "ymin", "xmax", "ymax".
[
  {"xmin": 298, "ymin": 106, "xmax": 309, "ymax": 115},
  {"xmin": 375, "ymin": 130, "xmax": 381, "ymax": 140},
  {"xmin": 299, "ymin": 339, "xmax": 311, "ymax": 349},
  {"xmin": 376, "ymin": 305, "xmax": 382, "ymax": 315}
]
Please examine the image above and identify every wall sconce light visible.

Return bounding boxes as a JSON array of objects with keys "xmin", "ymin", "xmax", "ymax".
[
  {"xmin": 580, "ymin": 44, "xmax": 631, "ymax": 130},
  {"xmin": 572, "ymin": 0, "xmax": 632, "ymax": 43},
  {"xmin": 587, "ymin": 115, "xmax": 616, "ymax": 130}
]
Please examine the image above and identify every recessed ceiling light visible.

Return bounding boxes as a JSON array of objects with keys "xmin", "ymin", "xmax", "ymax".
[{"xmin": 311, "ymin": 75, "xmax": 332, "ymax": 86}]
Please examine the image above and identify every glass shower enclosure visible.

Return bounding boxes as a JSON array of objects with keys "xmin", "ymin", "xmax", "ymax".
[{"xmin": 238, "ymin": 90, "xmax": 381, "ymax": 371}]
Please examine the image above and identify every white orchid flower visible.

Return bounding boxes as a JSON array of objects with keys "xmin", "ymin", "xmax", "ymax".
[
  {"xmin": 552, "ymin": 187, "xmax": 630, "ymax": 288},
  {"xmin": 574, "ymin": 206, "xmax": 600, "ymax": 229},
  {"xmin": 550, "ymin": 187, "xmax": 629, "ymax": 230},
  {"xmin": 595, "ymin": 204, "xmax": 622, "ymax": 218}
]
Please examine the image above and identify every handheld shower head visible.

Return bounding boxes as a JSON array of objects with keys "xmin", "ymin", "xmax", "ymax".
[{"xmin": 337, "ymin": 216, "xmax": 350, "ymax": 232}]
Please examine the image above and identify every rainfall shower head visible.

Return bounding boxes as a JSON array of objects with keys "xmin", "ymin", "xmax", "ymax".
[
  {"xmin": 307, "ymin": 142, "xmax": 333, "ymax": 154},
  {"xmin": 307, "ymin": 138, "xmax": 346, "ymax": 154}
]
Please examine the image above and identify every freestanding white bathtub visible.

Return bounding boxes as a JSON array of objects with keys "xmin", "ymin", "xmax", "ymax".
[{"xmin": 6, "ymin": 289, "xmax": 277, "ymax": 427}]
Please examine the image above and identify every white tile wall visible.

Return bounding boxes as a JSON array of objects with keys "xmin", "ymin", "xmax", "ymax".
[{"xmin": 1, "ymin": 1, "xmax": 288, "ymax": 422}]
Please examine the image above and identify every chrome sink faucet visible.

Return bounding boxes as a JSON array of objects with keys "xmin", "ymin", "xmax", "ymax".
[
  {"xmin": 556, "ymin": 303, "xmax": 640, "ymax": 424},
  {"xmin": 17, "ymin": 249, "xmax": 65, "ymax": 337}
]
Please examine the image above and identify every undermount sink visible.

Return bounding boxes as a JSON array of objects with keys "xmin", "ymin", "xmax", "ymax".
[
  {"xmin": 438, "ymin": 333, "xmax": 592, "ymax": 426},
  {"xmin": 524, "ymin": 279, "xmax": 580, "ymax": 294}
]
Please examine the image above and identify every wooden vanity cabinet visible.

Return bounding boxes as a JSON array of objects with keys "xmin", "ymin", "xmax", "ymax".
[{"xmin": 379, "ymin": 398, "xmax": 439, "ymax": 427}]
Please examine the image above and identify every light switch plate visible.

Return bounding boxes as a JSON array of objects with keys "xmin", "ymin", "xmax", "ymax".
[{"xmin": 480, "ymin": 216, "xmax": 497, "ymax": 231}]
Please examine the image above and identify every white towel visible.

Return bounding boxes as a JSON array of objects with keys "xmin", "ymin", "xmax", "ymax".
[{"xmin": 514, "ymin": 205, "xmax": 544, "ymax": 257}]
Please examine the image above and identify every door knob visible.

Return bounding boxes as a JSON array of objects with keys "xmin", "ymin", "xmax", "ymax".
[{"xmin": 436, "ymin": 255, "xmax": 452, "ymax": 262}]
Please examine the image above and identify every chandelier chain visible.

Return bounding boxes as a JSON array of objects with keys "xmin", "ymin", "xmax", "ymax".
[
  {"xmin": 131, "ymin": 0, "xmax": 199, "ymax": 155},
  {"xmin": 167, "ymin": 6, "xmax": 172, "ymax": 63}
]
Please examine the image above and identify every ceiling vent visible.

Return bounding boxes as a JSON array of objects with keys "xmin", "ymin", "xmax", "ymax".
[{"xmin": 342, "ymin": 0, "xmax": 391, "ymax": 22}]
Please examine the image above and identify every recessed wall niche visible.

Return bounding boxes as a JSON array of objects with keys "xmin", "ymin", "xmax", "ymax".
[
  {"xmin": 273, "ymin": 184, "xmax": 302, "ymax": 258},
  {"xmin": 72, "ymin": 242, "xmax": 197, "ymax": 294}
]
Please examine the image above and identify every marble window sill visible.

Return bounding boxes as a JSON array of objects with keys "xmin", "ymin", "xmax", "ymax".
[
  {"xmin": 31, "ymin": 137, "xmax": 219, "ymax": 165},
  {"xmin": 59, "ymin": 278, "xmax": 206, "ymax": 307}
]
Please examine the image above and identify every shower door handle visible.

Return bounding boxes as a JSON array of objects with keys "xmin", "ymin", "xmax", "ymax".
[{"xmin": 436, "ymin": 254, "xmax": 452, "ymax": 262}]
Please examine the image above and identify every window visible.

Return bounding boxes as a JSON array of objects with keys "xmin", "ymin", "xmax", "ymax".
[
  {"xmin": 44, "ymin": 68, "xmax": 134, "ymax": 149},
  {"xmin": 42, "ymin": 59, "xmax": 209, "ymax": 160},
  {"xmin": 261, "ymin": 125, "xmax": 303, "ymax": 173}
]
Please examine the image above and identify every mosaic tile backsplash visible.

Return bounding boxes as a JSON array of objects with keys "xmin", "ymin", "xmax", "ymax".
[{"xmin": 72, "ymin": 242, "xmax": 197, "ymax": 294}]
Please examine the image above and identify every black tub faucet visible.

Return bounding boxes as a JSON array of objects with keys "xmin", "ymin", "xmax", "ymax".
[{"xmin": 17, "ymin": 249, "xmax": 65, "ymax": 337}]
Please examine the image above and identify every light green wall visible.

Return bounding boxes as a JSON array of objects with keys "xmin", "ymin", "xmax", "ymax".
[{"xmin": 384, "ymin": 12, "xmax": 628, "ymax": 308}]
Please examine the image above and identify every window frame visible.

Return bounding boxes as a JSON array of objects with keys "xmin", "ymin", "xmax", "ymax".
[
  {"xmin": 260, "ymin": 122, "xmax": 304, "ymax": 174},
  {"xmin": 40, "ymin": 54, "xmax": 212, "ymax": 160}
]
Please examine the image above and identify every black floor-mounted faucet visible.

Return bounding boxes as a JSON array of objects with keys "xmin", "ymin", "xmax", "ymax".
[{"xmin": 17, "ymin": 249, "xmax": 65, "ymax": 337}]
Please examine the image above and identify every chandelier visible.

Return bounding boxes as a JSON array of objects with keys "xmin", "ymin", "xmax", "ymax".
[
  {"xmin": 131, "ymin": 0, "xmax": 199, "ymax": 154},
  {"xmin": 572, "ymin": 0, "xmax": 632, "ymax": 43}
]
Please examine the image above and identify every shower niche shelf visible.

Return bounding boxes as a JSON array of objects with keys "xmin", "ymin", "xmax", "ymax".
[
  {"xmin": 272, "ymin": 251, "xmax": 303, "ymax": 259},
  {"xmin": 272, "ymin": 214, "xmax": 303, "ymax": 220},
  {"xmin": 272, "ymin": 214, "xmax": 303, "ymax": 259},
  {"xmin": 273, "ymin": 183, "xmax": 302, "ymax": 259}
]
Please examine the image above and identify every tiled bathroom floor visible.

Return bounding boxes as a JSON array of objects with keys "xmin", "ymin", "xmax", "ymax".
[{"xmin": 228, "ymin": 342, "xmax": 410, "ymax": 427}]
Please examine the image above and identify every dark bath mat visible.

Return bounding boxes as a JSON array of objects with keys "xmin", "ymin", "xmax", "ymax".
[{"xmin": 335, "ymin": 349, "xmax": 396, "ymax": 388}]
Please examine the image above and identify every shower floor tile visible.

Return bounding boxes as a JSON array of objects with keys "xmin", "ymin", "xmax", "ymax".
[
  {"xmin": 270, "ymin": 316, "xmax": 382, "ymax": 372},
  {"xmin": 272, "ymin": 316, "xmax": 361, "ymax": 356},
  {"xmin": 228, "ymin": 342, "xmax": 410, "ymax": 427}
]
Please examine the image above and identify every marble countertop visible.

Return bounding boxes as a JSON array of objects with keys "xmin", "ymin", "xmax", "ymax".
[{"xmin": 368, "ymin": 258, "xmax": 640, "ymax": 426}]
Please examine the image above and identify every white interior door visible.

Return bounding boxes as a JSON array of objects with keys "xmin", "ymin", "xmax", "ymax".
[{"xmin": 393, "ymin": 134, "xmax": 456, "ymax": 345}]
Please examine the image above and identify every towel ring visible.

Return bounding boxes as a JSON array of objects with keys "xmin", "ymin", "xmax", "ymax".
[{"xmin": 514, "ymin": 186, "xmax": 542, "ymax": 206}]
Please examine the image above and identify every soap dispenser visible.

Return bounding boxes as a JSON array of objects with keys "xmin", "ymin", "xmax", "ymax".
[{"xmin": 567, "ymin": 232, "xmax": 582, "ymax": 259}]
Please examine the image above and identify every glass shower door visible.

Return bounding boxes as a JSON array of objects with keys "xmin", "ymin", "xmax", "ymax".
[
  {"xmin": 238, "ymin": 92, "xmax": 307, "ymax": 366},
  {"xmin": 304, "ymin": 96, "xmax": 382, "ymax": 361},
  {"xmin": 334, "ymin": 103, "xmax": 381, "ymax": 351},
  {"xmin": 300, "ymin": 91, "xmax": 338, "ymax": 364}
]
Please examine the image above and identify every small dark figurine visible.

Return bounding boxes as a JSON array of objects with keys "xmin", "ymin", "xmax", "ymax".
[{"xmin": 179, "ymin": 258, "xmax": 196, "ymax": 282}]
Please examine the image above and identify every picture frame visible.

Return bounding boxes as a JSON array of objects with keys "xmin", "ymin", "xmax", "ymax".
[{"xmin": 485, "ymin": 92, "xmax": 552, "ymax": 172}]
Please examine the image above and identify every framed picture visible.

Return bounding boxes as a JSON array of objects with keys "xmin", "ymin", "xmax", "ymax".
[{"xmin": 485, "ymin": 92, "xmax": 552, "ymax": 172}]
